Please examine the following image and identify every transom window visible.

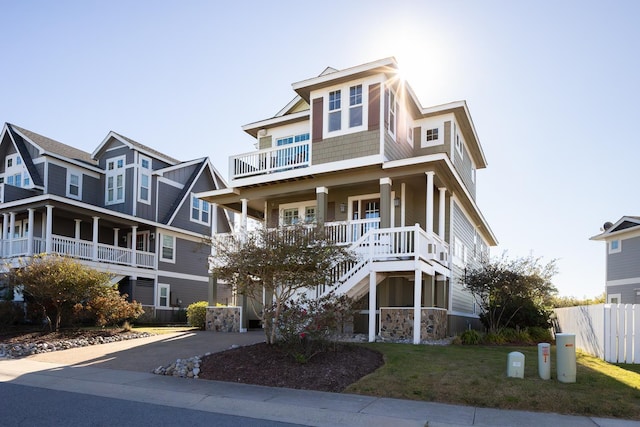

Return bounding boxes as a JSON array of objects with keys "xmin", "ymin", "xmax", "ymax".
[
  {"xmin": 328, "ymin": 90, "xmax": 342, "ymax": 132},
  {"xmin": 349, "ymin": 84, "xmax": 363, "ymax": 128},
  {"xmin": 191, "ymin": 195, "xmax": 210, "ymax": 225},
  {"xmin": 105, "ymin": 156, "xmax": 126, "ymax": 205}
]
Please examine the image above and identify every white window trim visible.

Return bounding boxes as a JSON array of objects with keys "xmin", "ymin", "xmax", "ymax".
[
  {"xmin": 607, "ymin": 293, "xmax": 621, "ymax": 304},
  {"xmin": 157, "ymin": 283, "xmax": 170, "ymax": 308},
  {"xmin": 66, "ymin": 170, "xmax": 82, "ymax": 200},
  {"xmin": 138, "ymin": 155, "xmax": 151, "ymax": 204},
  {"xmin": 609, "ymin": 239, "xmax": 622, "ymax": 254},
  {"xmin": 422, "ymin": 127, "xmax": 443, "ymax": 148},
  {"xmin": 453, "ymin": 236, "xmax": 467, "ymax": 268},
  {"xmin": 455, "ymin": 133, "xmax": 464, "ymax": 158},
  {"xmin": 324, "ymin": 81, "xmax": 368, "ymax": 137},
  {"xmin": 105, "ymin": 155, "xmax": 126, "ymax": 205},
  {"xmin": 348, "ymin": 84, "xmax": 363, "ymax": 129},
  {"xmin": 159, "ymin": 233, "xmax": 176, "ymax": 263},
  {"xmin": 191, "ymin": 193, "xmax": 211, "ymax": 225},
  {"xmin": 387, "ymin": 87, "xmax": 397, "ymax": 140},
  {"xmin": 279, "ymin": 200, "xmax": 317, "ymax": 226}
]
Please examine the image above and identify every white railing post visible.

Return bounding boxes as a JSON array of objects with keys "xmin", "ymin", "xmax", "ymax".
[
  {"xmin": 45, "ymin": 205, "xmax": 53, "ymax": 253},
  {"xmin": 92, "ymin": 217, "xmax": 99, "ymax": 261},
  {"xmin": 131, "ymin": 226, "xmax": 138, "ymax": 267},
  {"xmin": 27, "ymin": 208, "xmax": 34, "ymax": 256}
]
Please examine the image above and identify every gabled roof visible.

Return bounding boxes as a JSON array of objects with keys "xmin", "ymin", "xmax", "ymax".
[
  {"xmin": 590, "ymin": 216, "xmax": 640, "ymax": 240},
  {"xmin": 163, "ymin": 158, "xmax": 225, "ymax": 225},
  {"xmin": 9, "ymin": 124, "xmax": 96, "ymax": 165},
  {"xmin": 92, "ymin": 131, "xmax": 180, "ymax": 165}
]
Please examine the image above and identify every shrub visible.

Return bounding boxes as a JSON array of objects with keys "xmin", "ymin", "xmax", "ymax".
[
  {"xmin": 483, "ymin": 332, "xmax": 506, "ymax": 345},
  {"xmin": 459, "ymin": 329, "xmax": 482, "ymax": 345},
  {"xmin": 0, "ymin": 301, "xmax": 23, "ymax": 328},
  {"xmin": 74, "ymin": 288, "xmax": 144, "ymax": 327},
  {"xmin": 187, "ymin": 301, "xmax": 208, "ymax": 329},
  {"xmin": 527, "ymin": 326, "xmax": 553, "ymax": 343}
]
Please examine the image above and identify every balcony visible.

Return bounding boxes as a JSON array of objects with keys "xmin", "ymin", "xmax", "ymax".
[
  {"xmin": 1, "ymin": 234, "xmax": 156, "ymax": 269},
  {"xmin": 229, "ymin": 141, "xmax": 310, "ymax": 180}
]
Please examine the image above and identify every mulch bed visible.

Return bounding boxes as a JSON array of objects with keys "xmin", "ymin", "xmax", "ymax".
[
  {"xmin": 198, "ymin": 342, "xmax": 384, "ymax": 392},
  {"xmin": 0, "ymin": 328, "xmax": 125, "ymax": 345}
]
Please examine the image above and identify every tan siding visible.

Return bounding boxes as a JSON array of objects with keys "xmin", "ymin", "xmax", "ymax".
[
  {"xmin": 368, "ymin": 83, "xmax": 380, "ymax": 130},
  {"xmin": 311, "ymin": 130, "xmax": 379, "ymax": 165},
  {"xmin": 384, "ymin": 131, "xmax": 412, "ymax": 161},
  {"xmin": 258, "ymin": 136, "xmax": 272, "ymax": 149},
  {"xmin": 413, "ymin": 121, "xmax": 451, "ymax": 157},
  {"xmin": 312, "ymin": 97, "xmax": 323, "ymax": 143}
]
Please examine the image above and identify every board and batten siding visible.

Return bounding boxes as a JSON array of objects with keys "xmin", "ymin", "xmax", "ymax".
[
  {"xmin": 607, "ymin": 235, "xmax": 640, "ymax": 281},
  {"xmin": 83, "ymin": 175, "xmax": 101, "ymax": 206},
  {"xmin": 156, "ymin": 275, "xmax": 209, "ymax": 308},
  {"xmin": 157, "ymin": 236, "xmax": 210, "ymax": 277},
  {"xmin": 46, "ymin": 163, "xmax": 67, "ymax": 197},
  {"xmin": 450, "ymin": 200, "xmax": 478, "ymax": 314}
]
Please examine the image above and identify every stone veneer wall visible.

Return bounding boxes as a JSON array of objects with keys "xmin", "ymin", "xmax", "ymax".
[
  {"xmin": 205, "ymin": 306, "xmax": 241, "ymax": 333},
  {"xmin": 379, "ymin": 308, "xmax": 448, "ymax": 340}
]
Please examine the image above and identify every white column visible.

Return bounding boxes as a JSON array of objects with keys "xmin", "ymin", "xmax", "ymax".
[
  {"xmin": 211, "ymin": 203, "xmax": 218, "ymax": 234},
  {"xmin": 92, "ymin": 216, "xmax": 99, "ymax": 261},
  {"xmin": 240, "ymin": 198, "xmax": 248, "ymax": 243},
  {"xmin": 425, "ymin": 172, "xmax": 434, "ymax": 235},
  {"xmin": 113, "ymin": 228, "xmax": 120, "ymax": 246},
  {"xmin": 368, "ymin": 270, "xmax": 377, "ymax": 343},
  {"xmin": 2, "ymin": 213, "xmax": 8, "ymax": 256},
  {"xmin": 400, "ymin": 182, "xmax": 406, "ymax": 227},
  {"xmin": 27, "ymin": 208, "xmax": 35, "ymax": 255},
  {"xmin": 8, "ymin": 212, "xmax": 15, "ymax": 256},
  {"xmin": 413, "ymin": 268, "xmax": 422, "ymax": 345},
  {"xmin": 438, "ymin": 187, "xmax": 446, "ymax": 240},
  {"xmin": 45, "ymin": 205, "xmax": 53, "ymax": 253},
  {"xmin": 131, "ymin": 225, "xmax": 138, "ymax": 267}
]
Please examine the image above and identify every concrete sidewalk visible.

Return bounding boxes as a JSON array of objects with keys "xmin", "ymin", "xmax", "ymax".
[{"xmin": 0, "ymin": 331, "xmax": 638, "ymax": 427}]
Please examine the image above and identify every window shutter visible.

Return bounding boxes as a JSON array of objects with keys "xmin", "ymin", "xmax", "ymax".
[
  {"xmin": 312, "ymin": 97, "xmax": 323, "ymax": 142},
  {"xmin": 368, "ymin": 83, "xmax": 380, "ymax": 131}
]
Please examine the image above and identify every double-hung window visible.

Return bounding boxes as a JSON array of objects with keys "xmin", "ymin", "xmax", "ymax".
[
  {"xmin": 67, "ymin": 171, "xmax": 82, "ymax": 199},
  {"xmin": 349, "ymin": 84, "xmax": 363, "ymax": 128},
  {"xmin": 328, "ymin": 90, "xmax": 342, "ymax": 132},
  {"xmin": 160, "ymin": 234, "xmax": 175, "ymax": 262},
  {"xmin": 138, "ymin": 156, "xmax": 151, "ymax": 203},
  {"xmin": 158, "ymin": 284, "xmax": 170, "ymax": 307},
  {"xmin": 191, "ymin": 195, "xmax": 210, "ymax": 225},
  {"xmin": 106, "ymin": 156, "xmax": 125, "ymax": 204}
]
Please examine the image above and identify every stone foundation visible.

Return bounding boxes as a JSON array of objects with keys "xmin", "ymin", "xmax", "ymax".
[
  {"xmin": 379, "ymin": 307, "xmax": 447, "ymax": 340},
  {"xmin": 205, "ymin": 306, "xmax": 241, "ymax": 332}
]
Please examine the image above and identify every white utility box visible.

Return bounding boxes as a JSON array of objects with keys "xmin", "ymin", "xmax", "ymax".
[
  {"xmin": 507, "ymin": 351, "xmax": 525, "ymax": 378},
  {"xmin": 538, "ymin": 342, "xmax": 551, "ymax": 380},
  {"xmin": 556, "ymin": 333, "xmax": 576, "ymax": 383}
]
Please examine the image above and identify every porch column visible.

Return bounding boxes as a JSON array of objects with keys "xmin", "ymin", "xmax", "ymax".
[
  {"xmin": 74, "ymin": 219, "xmax": 82, "ymax": 256},
  {"xmin": 240, "ymin": 198, "xmax": 248, "ymax": 242},
  {"xmin": 380, "ymin": 177, "xmax": 392, "ymax": 228},
  {"xmin": 8, "ymin": 212, "xmax": 15, "ymax": 254},
  {"xmin": 2, "ymin": 213, "xmax": 8, "ymax": 257},
  {"xmin": 92, "ymin": 216, "xmax": 99, "ymax": 261},
  {"xmin": 27, "ymin": 208, "xmax": 34, "ymax": 255},
  {"xmin": 400, "ymin": 182, "xmax": 406, "ymax": 227},
  {"xmin": 438, "ymin": 187, "xmax": 446, "ymax": 240},
  {"xmin": 211, "ymin": 203, "xmax": 218, "ymax": 234},
  {"xmin": 209, "ymin": 203, "xmax": 219, "ymax": 306},
  {"xmin": 131, "ymin": 225, "xmax": 138, "ymax": 267},
  {"xmin": 413, "ymin": 269, "xmax": 423, "ymax": 344},
  {"xmin": 113, "ymin": 228, "xmax": 120, "ymax": 246},
  {"xmin": 368, "ymin": 270, "xmax": 377, "ymax": 342},
  {"xmin": 425, "ymin": 172, "xmax": 434, "ymax": 235},
  {"xmin": 45, "ymin": 205, "xmax": 53, "ymax": 253},
  {"xmin": 316, "ymin": 187, "xmax": 328, "ymax": 227}
]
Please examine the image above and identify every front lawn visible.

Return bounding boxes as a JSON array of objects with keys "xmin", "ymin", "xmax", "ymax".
[{"xmin": 346, "ymin": 344, "xmax": 640, "ymax": 419}]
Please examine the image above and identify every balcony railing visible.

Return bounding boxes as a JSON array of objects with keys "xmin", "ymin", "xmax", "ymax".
[
  {"xmin": 0, "ymin": 234, "xmax": 155, "ymax": 269},
  {"xmin": 229, "ymin": 141, "xmax": 311, "ymax": 180}
]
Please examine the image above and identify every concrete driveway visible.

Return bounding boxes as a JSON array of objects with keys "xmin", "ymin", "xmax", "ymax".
[{"xmin": 25, "ymin": 330, "xmax": 265, "ymax": 372}]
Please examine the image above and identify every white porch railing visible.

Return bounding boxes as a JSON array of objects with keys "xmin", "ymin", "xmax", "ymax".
[
  {"xmin": 0, "ymin": 234, "xmax": 155, "ymax": 269},
  {"xmin": 230, "ymin": 141, "xmax": 311, "ymax": 179}
]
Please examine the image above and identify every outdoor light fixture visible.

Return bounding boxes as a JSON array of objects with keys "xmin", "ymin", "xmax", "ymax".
[
  {"xmin": 394, "ymin": 197, "xmax": 400, "ymax": 207},
  {"xmin": 339, "ymin": 203, "xmax": 347, "ymax": 213}
]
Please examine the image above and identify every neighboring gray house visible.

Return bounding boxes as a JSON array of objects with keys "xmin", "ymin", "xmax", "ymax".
[
  {"xmin": 198, "ymin": 57, "xmax": 498, "ymax": 342},
  {"xmin": 0, "ymin": 123, "xmax": 230, "ymax": 321},
  {"xmin": 591, "ymin": 216, "xmax": 640, "ymax": 304}
]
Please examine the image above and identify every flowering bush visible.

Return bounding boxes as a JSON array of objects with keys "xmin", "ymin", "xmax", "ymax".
[{"xmin": 275, "ymin": 292, "xmax": 354, "ymax": 363}]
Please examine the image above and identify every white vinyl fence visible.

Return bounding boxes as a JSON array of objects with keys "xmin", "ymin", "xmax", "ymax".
[{"xmin": 553, "ymin": 304, "xmax": 640, "ymax": 364}]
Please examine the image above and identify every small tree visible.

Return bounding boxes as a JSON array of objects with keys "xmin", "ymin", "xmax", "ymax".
[
  {"xmin": 5, "ymin": 255, "xmax": 116, "ymax": 331},
  {"xmin": 462, "ymin": 255, "xmax": 558, "ymax": 334},
  {"xmin": 75, "ymin": 287, "xmax": 144, "ymax": 327},
  {"xmin": 210, "ymin": 224, "xmax": 356, "ymax": 344}
]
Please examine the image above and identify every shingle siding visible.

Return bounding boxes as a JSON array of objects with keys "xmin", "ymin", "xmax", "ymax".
[
  {"xmin": 312, "ymin": 130, "xmax": 379, "ymax": 165},
  {"xmin": 607, "ymin": 236, "xmax": 640, "ymax": 281}
]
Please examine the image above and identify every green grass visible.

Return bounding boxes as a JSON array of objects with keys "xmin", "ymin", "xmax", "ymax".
[{"xmin": 345, "ymin": 344, "xmax": 640, "ymax": 419}]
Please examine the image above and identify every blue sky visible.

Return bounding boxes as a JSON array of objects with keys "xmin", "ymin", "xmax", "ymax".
[{"xmin": 2, "ymin": 1, "xmax": 639, "ymax": 297}]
